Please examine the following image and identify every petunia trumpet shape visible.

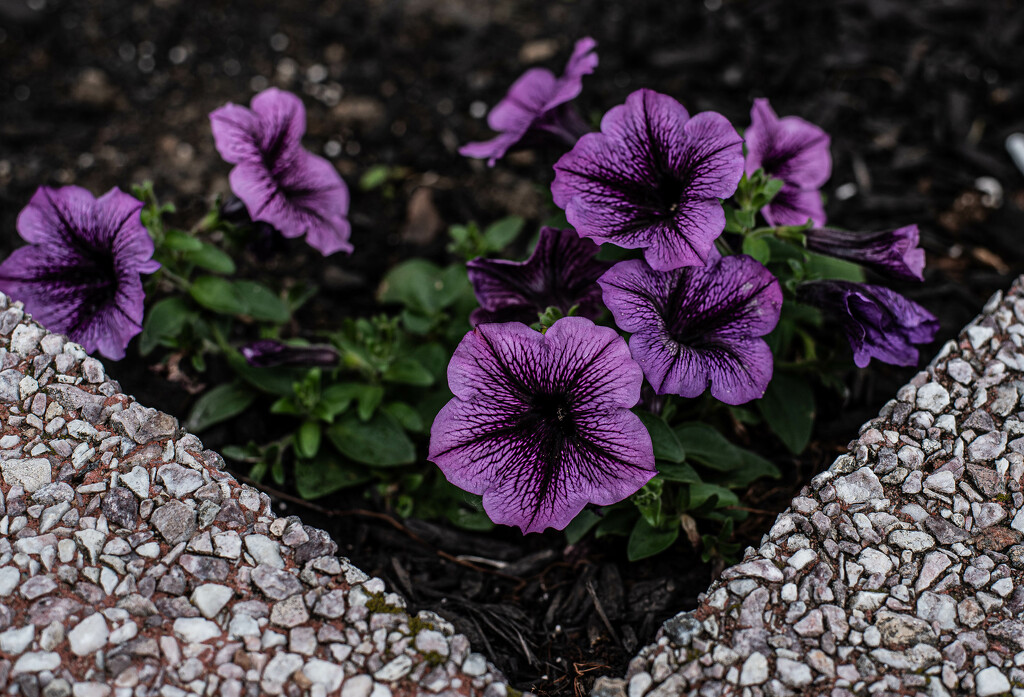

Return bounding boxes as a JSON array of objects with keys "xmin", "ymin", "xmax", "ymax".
[
  {"xmin": 467, "ymin": 226, "xmax": 610, "ymax": 325},
  {"xmin": 429, "ymin": 318, "xmax": 655, "ymax": 534},
  {"xmin": 599, "ymin": 255, "xmax": 783, "ymax": 404},
  {"xmin": 744, "ymin": 98, "xmax": 831, "ymax": 227},
  {"xmin": 804, "ymin": 225, "xmax": 925, "ymax": 282},
  {"xmin": 552, "ymin": 89, "xmax": 745, "ymax": 271},
  {"xmin": 460, "ymin": 37, "xmax": 598, "ymax": 166},
  {"xmin": 241, "ymin": 340, "xmax": 340, "ymax": 368},
  {"xmin": 210, "ymin": 88, "xmax": 352, "ymax": 256},
  {"xmin": 0, "ymin": 186, "xmax": 160, "ymax": 360},
  {"xmin": 797, "ymin": 281, "xmax": 938, "ymax": 367}
]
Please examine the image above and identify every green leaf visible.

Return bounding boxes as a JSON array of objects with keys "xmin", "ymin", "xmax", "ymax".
[
  {"xmin": 758, "ymin": 371, "xmax": 815, "ymax": 454},
  {"xmin": 232, "ymin": 281, "xmax": 290, "ymax": 323},
  {"xmin": 185, "ymin": 382, "xmax": 256, "ymax": 432},
  {"xmin": 482, "ymin": 216, "xmax": 524, "ymax": 251},
  {"xmin": 803, "ymin": 250, "xmax": 866, "ymax": 282},
  {"xmin": 295, "ymin": 421, "xmax": 322, "ymax": 459},
  {"xmin": 190, "ymin": 276, "xmax": 249, "ymax": 316},
  {"xmin": 184, "ymin": 242, "xmax": 236, "ymax": 274},
  {"xmin": 685, "ymin": 482, "xmax": 740, "ymax": 513},
  {"xmin": 359, "ymin": 164, "xmax": 391, "ymax": 191},
  {"xmin": 635, "ymin": 411, "xmax": 685, "ymax": 463},
  {"xmin": 140, "ymin": 297, "xmax": 195, "ymax": 355},
  {"xmin": 627, "ymin": 518, "xmax": 679, "ymax": 561},
  {"xmin": 326, "ymin": 412, "xmax": 415, "ymax": 466},
  {"xmin": 382, "ymin": 357, "xmax": 434, "ymax": 386},
  {"xmin": 564, "ymin": 509, "xmax": 601, "ymax": 545},
  {"xmin": 656, "ymin": 461, "xmax": 701, "ymax": 484},
  {"xmin": 294, "ymin": 457, "xmax": 371, "ymax": 499},
  {"xmin": 595, "ymin": 507, "xmax": 637, "ymax": 538},
  {"xmin": 446, "ymin": 503, "xmax": 495, "ymax": 532},
  {"xmin": 674, "ymin": 422, "xmax": 779, "ymax": 487},
  {"xmin": 383, "ymin": 402, "xmax": 424, "ymax": 432},
  {"xmin": 226, "ymin": 351, "xmax": 309, "ymax": 396},
  {"xmin": 742, "ymin": 235, "xmax": 771, "ymax": 264},
  {"xmin": 378, "ymin": 260, "xmax": 470, "ymax": 315},
  {"xmin": 162, "ymin": 229, "xmax": 203, "ymax": 251}
]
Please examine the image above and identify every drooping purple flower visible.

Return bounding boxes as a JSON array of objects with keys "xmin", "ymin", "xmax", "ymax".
[
  {"xmin": 210, "ymin": 88, "xmax": 352, "ymax": 256},
  {"xmin": 744, "ymin": 98, "xmax": 831, "ymax": 227},
  {"xmin": 467, "ymin": 227, "xmax": 610, "ymax": 326},
  {"xmin": 797, "ymin": 281, "xmax": 939, "ymax": 368},
  {"xmin": 598, "ymin": 255, "xmax": 783, "ymax": 405},
  {"xmin": 552, "ymin": 89, "xmax": 745, "ymax": 272},
  {"xmin": 805, "ymin": 225, "xmax": 925, "ymax": 282},
  {"xmin": 0, "ymin": 186, "xmax": 159, "ymax": 360},
  {"xmin": 460, "ymin": 38, "xmax": 598, "ymax": 166},
  {"xmin": 429, "ymin": 318, "xmax": 655, "ymax": 534},
  {"xmin": 241, "ymin": 340, "xmax": 340, "ymax": 368}
]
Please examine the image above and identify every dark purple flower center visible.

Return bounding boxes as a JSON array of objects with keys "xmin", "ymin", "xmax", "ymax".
[{"xmin": 527, "ymin": 392, "xmax": 576, "ymax": 435}]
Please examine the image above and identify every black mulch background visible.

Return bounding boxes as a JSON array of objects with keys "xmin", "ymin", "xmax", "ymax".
[{"xmin": 3, "ymin": 1, "xmax": 1024, "ymax": 694}]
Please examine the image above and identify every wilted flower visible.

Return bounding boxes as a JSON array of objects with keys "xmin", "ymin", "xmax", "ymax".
[
  {"xmin": 467, "ymin": 227, "xmax": 610, "ymax": 325},
  {"xmin": 552, "ymin": 89, "xmax": 744, "ymax": 271},
  {"xmin": 429, "ymin": 318, "xmax": 655, "ymax": 534},
  {"xmin": 460, "ymin": 38, "xmax": 598, "ymax": 166},
  {"xmin": 804, "ymin": 225, "xmax": 925, "ymax": 282},
  {"xmin": 797, "ymin": 281, "xmax": 938, "ymax": 367},
  {"xmin": 598, "ymin": 255, "xmax": 783, "ymax": 404},
  {"xmin": 210, "ymin": 88, "xmax": 352, "ymax": 256},
  {"xmin": 744, "ymin": 98, "xmax": 831, "ymax": 227},
  {"xmin": 0, "ymin": 186, "xmax": 159, "ymax": 360},
  {"xmin": 241, "ymin": 340, "xmax": 340, "ymax": 368}
]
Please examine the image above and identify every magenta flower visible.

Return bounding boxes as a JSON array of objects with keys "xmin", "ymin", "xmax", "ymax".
[
  {"xmin": 744, "ymin": 98, "xmax": 831, "ymax": 227},
  {"xmin": 460, "ymin": 38, "xmax": 598, "ymax": 166},
  {"xmin": 797, "ymin": 281, "xmax": 938, "ymax": 367},
  {"xmin": 0, "ymin": 186, "xmax": 159, "ymax": 360},
  {"xmin": 429, "ymin": 318, "xmax": 655, "ymax": 534},
  {"xmin": 467, "ymin": 227, "xmax": 610, "ymax": 326},
  {"xmin": 241, "ymin": 340, "xmax": 340, "ymax": 368},
  {"xmin": 598, "ymin": 255, "xmax": 783, "ymax": 404},
  {"xmin": 210, "ymin": 88, "xmax": 352, "ymax": 256},
  {"xmin": 805, "ymin": 225, "xmax": 925, "ymax": 282},
  {"xmin": 552, "ymin": 89, "xmax": 744, "ymax": 272}
]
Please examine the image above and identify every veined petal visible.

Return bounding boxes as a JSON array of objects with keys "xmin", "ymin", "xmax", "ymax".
[
  {"xmin": 209, "ymin": 103, "xmax": 264, "ymax": 165},
  {"xmin": 745, "ymin": 98, "xmax": 831, "ymax": 189},
  {"xmin": 763, "ymin": 184, "xmax": 826, "ymax": 227},
  {"xmin": 250, "ymin": 88, "xmax": 307, "ymax": 161}
]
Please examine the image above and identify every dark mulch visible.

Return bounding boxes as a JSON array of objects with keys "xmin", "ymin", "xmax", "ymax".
[{"xmin": 3, "ymin": 0, "xmax": 1024, "ymax": 694}]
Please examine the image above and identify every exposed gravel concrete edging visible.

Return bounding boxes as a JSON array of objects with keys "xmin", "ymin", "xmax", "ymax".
[
  {"xmin": 0, "ymin": 291, "xmax": 514, "ymax": 697},
  {"xmin": 597, "ymin": 281, "xmax": 1024, "ymax": 697}
]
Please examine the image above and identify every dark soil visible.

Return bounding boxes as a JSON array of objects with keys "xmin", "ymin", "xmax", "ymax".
[{"xmin": 3, "ymin": 0, "xmax": 1024, "ymax": 694}]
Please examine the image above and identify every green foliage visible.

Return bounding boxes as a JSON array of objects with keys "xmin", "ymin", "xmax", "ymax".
[{"xmin": 448, "ymin": 216, "xmax": 525, "ymax": 259}]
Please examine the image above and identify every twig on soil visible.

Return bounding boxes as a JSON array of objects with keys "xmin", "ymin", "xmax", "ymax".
[{"xmin": 584, "ymin": 579, "xmax": 620, "ymax": 646}]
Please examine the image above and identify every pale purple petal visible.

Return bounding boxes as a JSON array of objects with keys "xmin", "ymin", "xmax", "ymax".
[
  {"xmin": 545, "ymin": 37, "xmax": 598, "ymax": 109},
  {"xmin": 599, "ymin": 256, "xmax": 782, "ymax": 404},
  {"xmin": 797, "ymin": 281, "xmax": 939, "ymax": 368},
  {"xmin": 468, "ymin": 227, "xmax": 609, "ymax": 325},
  {"xmin": 763, "ymin": 184, "xmax": 827, "ymax": 228},
  {"xmin": 553, "ymin": 89, "xmax": 744, "ymax": 271},
  {"xmin": 430, "ymin": 318, "xmax": 654, "ymax": 534},
  {"xmin": 210, "ymin": 88, "xmax": 352, "ymax": 256},
  {"xmin": 745, "ymin": 98, "xmax": 831, "ymax": 189},
  {"xmin": 0, "ymin": 186, "xmax": 158, "ymax": 360}
]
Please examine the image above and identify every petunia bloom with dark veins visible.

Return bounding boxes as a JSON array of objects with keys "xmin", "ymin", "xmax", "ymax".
[
  {"xmin": 552, "ymin": 89, "xmax": 745, "ymax": 272},
  {"xmin": 429, "ymin": 318, "xmax": 655, "ymax": 534},
  {"xmin": 210, "ymin": 88, "xmax": 352, "ymax": 256},
  {"xmin": 805, "ymin": 225, "xmax": 925, "ymax": 282},
  {"xmin": 797, "ymin": 280, "xmax": 939, "ymax": 368},
  {"xmin": 241, "ymin": 340, "xmax": 340, "ymax": 368},
  {"xmin": 467, "ymin": 227, "xmax": 610, "ymax": 326},
  {"xmin": 460, "ymin": 38, "xmax": 598, "ymax": 166},
  {"xmin": 744, "ymin": 98, "xmax": 831, "ymax": 227},
  {"xmin": 0, "ymin": 186, "xmax": 159, "ymax": 360},
  {"xmin": 598, "ymin": 255, "xmax": 783, "ymax": 405}
]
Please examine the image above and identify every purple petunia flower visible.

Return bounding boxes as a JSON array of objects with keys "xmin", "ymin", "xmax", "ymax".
[
  {"xmin": 0, "ymin": 186, "xmax": 159, "ymax": 360},
  {"xmin": 598, "ymin": 255, "xmax": 783, "ymax": 405},
  {"xmin": 429, "ymin": 317, "xmax": 655, "ymax": 534},
  {"xmin": 210, "ymin": 88, "xmax": 352, "ymax": 256},
  {"xmin": 744, "ymin": 98, "xmax": 831, "ymax": 227},
  {"xmin": 805, "ymin": 225, "xmax": 925, "ymax": 282},
  {"xmin": 460, "ymin": 38, "xmax": 598, "ymax": 166},
  {"xmin": 241, "ymin": 340, "xmax": 340, "ymax": 368},
  {"xmin": 552, "ymin": 89, "xmax": 745, "ymax": 272},
  {"xmin": 467, "ymin": 227, "xmax": 610, "ymax": 326},
  {"xmin": 797, "ymin": 281, "xmax": 939, "ymax": 368}
]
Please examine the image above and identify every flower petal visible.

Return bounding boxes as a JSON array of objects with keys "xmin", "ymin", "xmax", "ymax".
[
  {"xmin": 763, "ymin": 184, "xmax": 826, "ymax": 227},
  {"xmin": 209, "ymin": 103, "xmax": 264, "ymax": 165},
  {"xmin": 745, "ymin": 98, "xmax": 831, "ymax": 189},
  {"xmin": 250, "ymin": 88, "xmax": 307, "ymax": 160}
]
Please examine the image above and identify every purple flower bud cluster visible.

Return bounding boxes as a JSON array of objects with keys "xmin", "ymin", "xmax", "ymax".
[{"xmin": 433, "ymin": 39, "xmax": 941, "ymax": 533}]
